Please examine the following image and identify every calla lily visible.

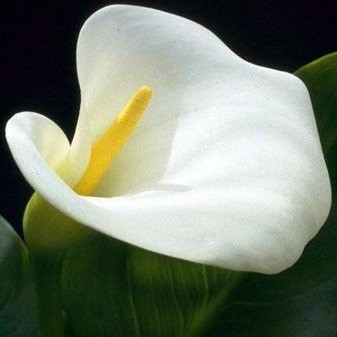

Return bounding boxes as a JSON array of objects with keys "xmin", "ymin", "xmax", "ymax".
[{"xmin": 5, "ymin": 5, "xmax": 331, "ymax": 274}]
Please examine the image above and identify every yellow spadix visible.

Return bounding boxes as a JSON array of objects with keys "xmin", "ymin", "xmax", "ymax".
[{"xmin": 74, "ymin": 86, "xmax": 152, "ymax": 195}]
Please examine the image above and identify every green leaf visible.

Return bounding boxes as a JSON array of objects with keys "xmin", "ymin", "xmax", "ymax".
[
  {"xmin": 0, "ymin": 215, "xmax": 38, "ymax": 337},
  {"xmin": 61, "ymin": 231, "xmax": 244, "ymax": 337},
  {"xmin": 59, "ymin": 52, "xmax": 337, "ymax": 337},
  {"xmin": 202, "ymin": 53, "xmax": 337, "ymax": 337}
]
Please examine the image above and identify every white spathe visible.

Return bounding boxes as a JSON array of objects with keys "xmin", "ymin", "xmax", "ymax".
[{"xmin": 6, "ymin": 5, "xmax": 331, "ymax": 274}]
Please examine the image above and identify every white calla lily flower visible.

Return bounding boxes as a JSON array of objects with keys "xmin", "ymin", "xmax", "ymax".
[{"xmin": 6, "ymin": 5, "xmax": 331, "ymax": 274}]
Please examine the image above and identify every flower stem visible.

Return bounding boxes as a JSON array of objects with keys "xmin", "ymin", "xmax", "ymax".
[{"xmin": 32, "ymin": 253, "xmax": 65, "ymax": 337}]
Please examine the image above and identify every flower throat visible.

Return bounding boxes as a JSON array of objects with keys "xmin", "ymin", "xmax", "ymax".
[{"xmin": 74, "ymin": 86, "xmax": 152, "ymax": 196}]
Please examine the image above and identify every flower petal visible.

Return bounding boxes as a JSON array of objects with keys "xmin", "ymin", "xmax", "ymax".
[
  {"xmin": 6, "ymin": 109, "xmax": 330, "ymax": 274},
  {"xmin": 72, "ymin": 4, "xmax": 242, "ymax": 186},
  {"xmin": 6, "ymin": 6, "xmax": 331, "ymax": 274},
  {"xmin": 6, "ymin": 112, "xmax": 69, "ymax": 173}
]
